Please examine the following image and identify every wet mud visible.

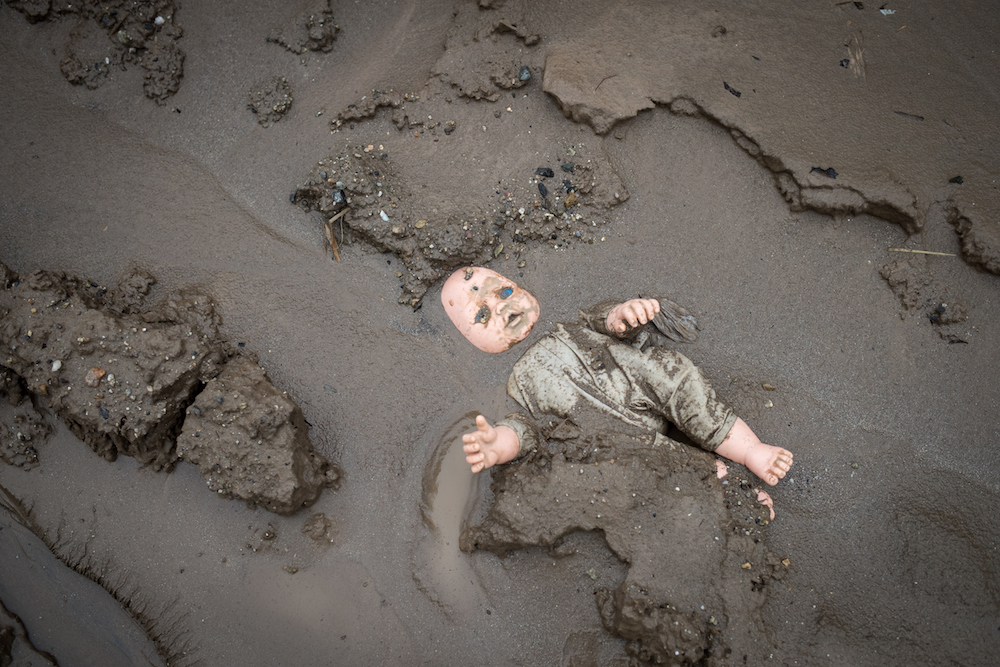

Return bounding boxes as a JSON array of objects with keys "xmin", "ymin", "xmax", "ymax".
[
  {"xmin": 462, "ymin": 426, "xmax": 784, "ymax": 665},
  {"xmin": 8, "ymin": 0, "xmax": 185, "ymax": 104},
  {"xmin": 0, "ymin": 263, "xmax": 338, "ymax": 514},
  {"xmin": 296, "ymin": 101, "xmax": 628, "ymax": 304},
  {"xmin": 265, "ymin": 0, "xmax": 338, "ymax": 55},
  {"xmin": 247, "ymin": 75, "xmax": 293, "ymax": 127},
  {"xmin": 1, "ymin": 0, "xmax": 998, "ymax": 665}
]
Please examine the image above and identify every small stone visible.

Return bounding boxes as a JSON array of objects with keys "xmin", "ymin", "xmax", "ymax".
[
  {"xmin": 391, "ymin": 225, "xmax": 404, "ymax": 235},
  {"xmin": 561, "ymin": 162, "xmax": 574, "ymax": 173},
  {"xmin": 564, "ymin": 192, "xmax": 579, "ymax": 207},
  {"xmin": 283, "ymin": 566, "xmax": 298, "ymax": 574},
  {"xmin": 443, "ymin": 120, "xmax": 456, "ymax": 135},
  {"xmin": 51, "ymin": 360, "xmax": 62, "ymax": 372},
  {"xmin": 85, "ymin": 368, "xmax": 106, "ymax": 387},
  {"xmin": 762, "ymin": 383, "xmax": 776, "ymax": 391},
  {"xmin": 764, "ymin": 399, "xmax": 774, "ymax": 408},
  {"xmin": 741, "ymin": 562, "xmax": 751, "ymax": 569},
  {"xmin": 518, "ymin": 66, "xmax": 531, "ymax": 81},
  {"xmin": 415, "ymin": 220, "xmax": 427, "ymax": 229}
]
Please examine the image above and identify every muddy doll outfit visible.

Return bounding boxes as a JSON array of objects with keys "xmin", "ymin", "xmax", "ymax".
[{"xmin": 495, "ymin": 301, "xmax": 737, "ymax": 458}]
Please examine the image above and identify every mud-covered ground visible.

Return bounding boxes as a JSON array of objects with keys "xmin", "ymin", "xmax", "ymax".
[{"xmin": 1, "ymin": 1, "xmax": 998, "ymax": 666}]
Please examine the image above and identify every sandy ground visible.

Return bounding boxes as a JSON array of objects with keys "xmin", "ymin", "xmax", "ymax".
[{"xmin": 1, "ymin": 0, "xmax": 998, "ymax": 665}]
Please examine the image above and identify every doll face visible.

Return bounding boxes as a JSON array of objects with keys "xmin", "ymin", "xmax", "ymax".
[{"xmin": 441, "ymin": 267, "xmax": 540, "ymax": 352}]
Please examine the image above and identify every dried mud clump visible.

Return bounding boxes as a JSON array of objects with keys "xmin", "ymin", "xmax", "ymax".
[
  {"xmin": 432, "ymin": 2, "xmax": 540, "ymax": 102},
  {"xmin": 266, "ymin": 0, "xmax": 338, "ymax": 54},
  {"xmin": 461, "ymin": 431, "xmax": 784, "ymax": 665},
  {"xmin": 294, "ymin": 137, "xmax": 627, "ymax": 305},
  {"xmin": 0, "ymin": 267, "xmax": 224, "ymax": 470},
  {"xmin": 0, "ymin": 262, "xmax": 339, "ymax": 513},
  {"xmin": 9, "ymin": 0, "xmax": 186, "ymax": 104},
  {"xmin": 292, "ymin": 145, "xmax": 499, "ymax": 305},
  {"xmin": 248, "ymin": 76, "xmax": 293, "ymax": 127},
  {"xmin": 176, "ymin": 356, "xmax": 339, "ymax": 515}
]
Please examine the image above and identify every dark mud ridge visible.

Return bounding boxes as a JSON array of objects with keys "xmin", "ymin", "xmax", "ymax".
[
  {"xmin": 0, "ymin": 262, "xmax": 339, "ymax": 515},
  {"xmin": 8, "ymin": 0, "xmax": 185, "ymax": 104},
  {"xmin": 462, "ymin": 428, "xmax": 786, "ymax": 666}
]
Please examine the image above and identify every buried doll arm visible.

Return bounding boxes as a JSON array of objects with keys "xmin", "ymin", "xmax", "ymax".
[
  {"xmin": 462, "ymin": 412, "xmax": 539, "ymax": 474},
  {"xmin": 714, "ymin": 417, "xmax": 793, "ymax": 487}
]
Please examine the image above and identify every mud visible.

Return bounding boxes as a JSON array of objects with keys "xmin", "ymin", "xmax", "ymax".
[
  {"xmin": 462, "ymin": 424, "xmax": 782, "ymax": 665},
  {"xmin": 248, "ymin": 75, "xmax": 293, "ymax": 127},
  {"xmin": 266, "ymin": 0, "xmax": 338, "ymax": 55},
  {"xmin": 0, "ymin": 0, "xmax": 998, "ymax": 665},
  {"xmin": 0, "ymin": 263, "xmax": 338, "ymax": 513},
  {"xmin": 176, "ymin": 355, "xmax": 339, "ymax": 515},
  {"xmin": 297, "ymin": 104, "xmax": 628, "ymax": 303},
  {"xmin": 9, "ymin": 0, "xmax": 185, "ymax": 104}
]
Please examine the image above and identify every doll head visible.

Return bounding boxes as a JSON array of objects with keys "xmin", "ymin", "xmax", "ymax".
[{"xmin": 441, "ymin": 267, "xmax": 540, "ymax": 352}]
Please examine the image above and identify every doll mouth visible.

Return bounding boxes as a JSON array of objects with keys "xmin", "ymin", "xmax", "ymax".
[{"xmin": 506, "ymin": 312, "xmax": 522, "ymax": 328}]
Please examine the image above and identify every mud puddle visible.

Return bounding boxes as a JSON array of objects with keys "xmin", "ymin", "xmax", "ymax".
[{"xmin": 414, "ymin": 410, "xmax": 490, "ymax": 618}]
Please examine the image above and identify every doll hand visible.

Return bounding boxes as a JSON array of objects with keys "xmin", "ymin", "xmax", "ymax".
[
  {"xmin": 461, "ymin": 415, "xmax": 520, "ymax": 473},
  {"xmin": 606, "ymin": 298, "xmax": 660, "ymax": 334}
]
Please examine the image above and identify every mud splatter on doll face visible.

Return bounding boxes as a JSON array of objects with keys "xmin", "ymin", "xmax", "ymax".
[{"xmin": 441, "ymin": 267, "xmax": 540, "ymax": 352}]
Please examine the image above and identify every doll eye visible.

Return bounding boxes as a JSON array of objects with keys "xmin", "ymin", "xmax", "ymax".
[
  {"xmin": 499, "ymin": 287, "xmax": 513, "ymax": 298},
  {"xmin": 474, "ymin": 304, "xmax": 491, "ymax": 324}
]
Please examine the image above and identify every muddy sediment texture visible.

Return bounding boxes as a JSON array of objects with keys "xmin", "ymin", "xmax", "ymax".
[
  {"xmin": 462, "ymin": 430, "xmax": 784, "ymax": 666},
  {"xmin": 9, "ymin": 0, "xmax": 185, "ymax": 104},
  {"xmin": 880, "ymin": 257, "xmax": 970, "ymax": 342},
  {"xmin": 0, "ymin": 263, "xmax": 338, "ymax": 513},
  {"xmin": 248, "ymin": 76, "xmax": 293, "ymax": 127},
  {"xmin": 176, "ymin": 355, "xmax": 339, "ymax": 515},
  {"xmin": 266, "ymin": 0, "xmax": 337, "ymax": 55},
  {"xmin": 299, "ymin": 91, "xmax": 628, "ymax": 304},
  {"xmin": 432, "ymin": 0, "xmax": 1000, "ymax": 274},
  {"xmin": 0, "ymin": 265, "xmax": 225, "ymax": 470}
]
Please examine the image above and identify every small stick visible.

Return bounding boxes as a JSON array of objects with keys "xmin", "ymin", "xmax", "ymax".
[
  {"xmin": 322, "ymin": 221, "xmax": 340, "ymax": 262},
  {"xmin": 888, "ymin": 248, "xmax": 956, "ymax": 256}
]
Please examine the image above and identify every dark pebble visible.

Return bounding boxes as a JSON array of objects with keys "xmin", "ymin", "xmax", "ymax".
[
  {"xmin": 238, "ymin": 342, "xmax": 246, "ymax": 348},
  {"xmin": 561, "ymin": 162, "xmax": 574, "ymax": 173},
  {"xmin": 535, "ymin": 167, "xmax": 554, "ymax": 178},
  {"xmin": 333, "ymin": 190, "xmax": 346, "ymax": 205},
  {"xmin": 320, "ymin": 171, "xmax": 328, "ymax": 180},
  {"xmin": 217, "ymin": 397, "xmax": 224, "ymax": 404},
  {"xmin": 563, "ymin": 179, "xmax": 574, "ymax": 192},
  {"xmin": 839, "ymin": 59, "xmax": 850, "ymax": 68},
  {"xmin": 518, "ymin": 66, "xmax": 531, "ymax": 82},
  {"xmin": 538, "ymin": 182, "xmax": 548, "ymax": 198},
  {"xmin": 289, "ymin": 192, "xmax": 297, "ymax": 202},
  {"xmin": 99, "ymin": 406, "xmax": 109, "ymax": 419},
  {"xmin": 723, "ymin": 81, "xmax": 742, "ymax": 98},
  {"xmin": 191, "ymin": 406, "xmax": 201, "ymax": 416},
  {"xmin": 949, "ymin": 175, "xmax": 964, "ymax": 184}
]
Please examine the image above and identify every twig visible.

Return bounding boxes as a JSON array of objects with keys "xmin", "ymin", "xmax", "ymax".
[
  {"xmin": 323, "ymin": 209, "xmax": 349, "ymax": 262},
  {"xmin": 888, "ymin": 248, "xmax": 956, "ymax": 256}
]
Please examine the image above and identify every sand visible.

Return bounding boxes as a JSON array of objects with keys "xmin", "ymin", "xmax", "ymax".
[{"xmin": 1, "ymin": 0, "xmax": 998, "ymax": 665}]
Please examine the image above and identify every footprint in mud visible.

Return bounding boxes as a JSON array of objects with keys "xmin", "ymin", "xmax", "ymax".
[{"xmin": 413, "ymin": 411, "xmax": 491, "ymax": 618}]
